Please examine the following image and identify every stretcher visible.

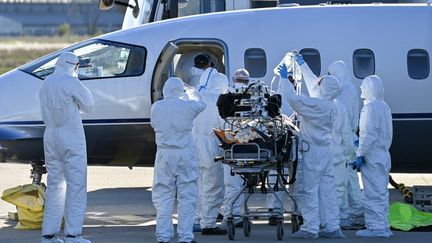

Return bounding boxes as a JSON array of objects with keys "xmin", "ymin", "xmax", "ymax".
[{"xmin": 214, "ymin": 81, "xmax": 302, "ymax": 240}]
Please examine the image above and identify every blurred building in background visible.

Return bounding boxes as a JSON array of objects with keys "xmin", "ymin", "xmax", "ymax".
[{"xmin": 0, "ymin": 0, "xmax": 125, "ymax": 36}]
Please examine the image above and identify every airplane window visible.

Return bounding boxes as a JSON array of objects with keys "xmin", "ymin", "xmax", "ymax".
[
  {"xmin": 407, "ymin": 49, "xmax": 429, "ymax": 80},
  {"xmin": 244, "ymin": 48, "xmax": 267, "ymax": 78},
  {"xmin": 353, "ymin": 49, "xmax": 375, "ymax": 79},
  {"xmin": 299, "ymin": 48, "xmax": 321, "ymax": 76},
  {"xmin": 22, "ymin": 40, "xmax": 146, "ymax": 80}
]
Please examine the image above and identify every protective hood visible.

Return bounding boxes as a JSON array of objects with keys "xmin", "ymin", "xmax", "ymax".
[
  {"xmin": 163, "ymin": 77, "xmax": 185, "ymax": 99},
  {"xmin": 186, "ymin": 66, "xmax": 204, "ymax": 87},
  {"xmin": 198, "ymin": 68, "xmax": 228, "ymax": 94},
  {"xmin": 319, "ymin": 75, "xmax": 342, "ymax": 100},
  {"xmin": 361, "ymin": 75, "xmax": 384, "ymax": 101},
  {"xmin": 233, "ymin": 68, "xmax": 250, "ymax": 81},
  {"xmin": 54, "ymin": 52, "xmax": 79, "ymax": 77},
  {"xmin": 328, "ymin": 60, "xmax": 350, "ymax": 85},
  {"xmin": 189, "ymin": 66, "xmax": 204, "ymax": 78}
]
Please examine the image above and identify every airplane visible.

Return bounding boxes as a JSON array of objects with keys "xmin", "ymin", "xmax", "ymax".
[
  {"xmin": 101, "ymin": 0, "xmax": 292, "ymax": 29},
  {"xmin": 0, "ymin": 3, "xmax": 431, "ymax": 183}
]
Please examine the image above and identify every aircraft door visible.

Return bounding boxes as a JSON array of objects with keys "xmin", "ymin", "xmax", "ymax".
[
  {"xmin": 152, "ymin": 39, "xmax": 227, "ymax": 103},
  {"xmin": 151, "ymin": 42, "xmax": 179, "ymax": 102}
]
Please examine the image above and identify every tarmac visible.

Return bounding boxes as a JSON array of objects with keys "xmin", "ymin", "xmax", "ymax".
[{"xmin": 1, "ymin": 163, "xmax": 432, "ymax": 243}]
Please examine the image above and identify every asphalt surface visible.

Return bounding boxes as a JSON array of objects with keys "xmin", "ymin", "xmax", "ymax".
[{"xmin": 1, "ymin": 163, "xmax": 432, "ymax": 243}]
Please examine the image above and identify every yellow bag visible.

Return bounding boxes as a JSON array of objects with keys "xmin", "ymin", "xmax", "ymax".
[
  {"xmin": 14, "ymin": 207, "xmax": 45, "ymax": 230},
  {"xmin": 1, "ymin": 184, "xmax": 46, "ymax": 230}
]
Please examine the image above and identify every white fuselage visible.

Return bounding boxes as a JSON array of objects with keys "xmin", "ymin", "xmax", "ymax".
[{"xmin": 0, "ymin": 4, "xmax": 430, "ymax": 170}]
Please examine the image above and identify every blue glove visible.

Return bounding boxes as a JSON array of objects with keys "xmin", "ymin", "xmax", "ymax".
[
  {"xmin": 277, "ymin": 64, "xmax": 288, "ymax": 79},
  {"xmin": 295, "ymin": 54, "xmax": 305, "ymax": 65},
  {"xmin": 350, "ymin": 156, "xmax": 363, "ymax": 171}
]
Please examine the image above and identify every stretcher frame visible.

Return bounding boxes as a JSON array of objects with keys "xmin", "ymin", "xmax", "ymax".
[{"xmin": 220, "ymin": 134, "xmax": 301, "ymax": 241}]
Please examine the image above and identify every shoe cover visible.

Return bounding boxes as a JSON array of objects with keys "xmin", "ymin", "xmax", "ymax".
[
  {"xmin": 64, "ymin": 236, "xmax": 91, "ymax": 243},
  {"xmin": 42, "ymin": 236, "xmax": 64, "ymax": 243},
  {"xmin": 356, "ymin": 229, "xmax": 390, "ymax": 238},
  {"xmin": 386, "ymin": 228, "xmax": 393, "ymax": 237},
  {"xmin": 292, "ymin": 230, "xmax": 318, "ymax": 239},
  {"xmin": 319, "ymin": 229, "xmax": 346, "ymax": 238}
]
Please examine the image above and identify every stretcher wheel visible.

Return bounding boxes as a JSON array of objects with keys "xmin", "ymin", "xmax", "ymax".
[
  {"xmin": 277, "ymin": 220, "xmax": 284, "ymax": 240},
  {"xmin": 291, "ymin": 214, "xmax": 302, "ymax": 233},
  {"xmin": 227, "ymin": 220, "xmax": 235, "ymax": 240},
  {"xmin": 243, "ymin": 218, "xmax": 251, "ymax": 237}
]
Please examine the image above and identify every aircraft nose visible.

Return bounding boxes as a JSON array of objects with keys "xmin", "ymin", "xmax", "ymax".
[{"xmin": 0, "ymin": 69, "xmax": 43, "ymax": 122}]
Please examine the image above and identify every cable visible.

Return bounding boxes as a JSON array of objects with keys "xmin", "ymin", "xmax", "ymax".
[{"xmin": 389, "ymin": 175, "xmax": 413, "ymax": 204}]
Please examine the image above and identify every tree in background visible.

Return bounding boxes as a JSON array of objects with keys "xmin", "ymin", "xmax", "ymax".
[{"xmin": 57, "ymin": 23, "xmax": 71, "ymax": 36}]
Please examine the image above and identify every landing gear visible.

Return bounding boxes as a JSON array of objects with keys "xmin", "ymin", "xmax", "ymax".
[{"xmin": 30, "ymin": 160, "xmax": 46, "ymax": 185}]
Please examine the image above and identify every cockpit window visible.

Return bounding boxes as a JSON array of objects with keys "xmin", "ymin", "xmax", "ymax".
[{"xmin": 21, "ymin": 40, "xmax": 146, "ymax": 80}]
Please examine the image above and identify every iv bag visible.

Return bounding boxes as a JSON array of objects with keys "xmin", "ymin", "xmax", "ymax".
[{"xmin": 273, "ymin": 51, "xmax": 302, "ymax": 81}]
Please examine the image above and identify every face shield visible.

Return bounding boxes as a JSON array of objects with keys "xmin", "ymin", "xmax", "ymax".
[{"xmin": 55, "ymin": 52, "xmax": 80, "ymax": 77}]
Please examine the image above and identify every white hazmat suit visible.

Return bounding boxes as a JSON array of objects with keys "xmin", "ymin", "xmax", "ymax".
[
  {"xmin": 330, "ymin": 98, "xmax": 354, "ymax": 227},
  {"xmin": 279, "ymin": 70, "xmax": 343, "ymax": 238},
  {"xmin": 175, "ymin": 51, "xmax": 224, "ymax": 88},
  {"xmin": 328, "ymin": 61, "xmax": 364, "ymax": 226},
  {"xmin": 300, "ymin": 62, "xmax": 353, "ymax": 227},
  {"xmin": 151, "ymin": 77, "xmax": 206, "ymax": 242},
  {"xmin": 39, "ymin": 52, "xmax": 94, "ymax": 243},
  {"xmin": 193, "ymin": 68, "xmax": 229, "ymax": 233},
  {"xmin": 301, "ymin": 61, "xmax": 361, "ymax": 226},
  {"xmin": 355, "ymin": 75, "xmax": 393, "ymax": 238}
]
